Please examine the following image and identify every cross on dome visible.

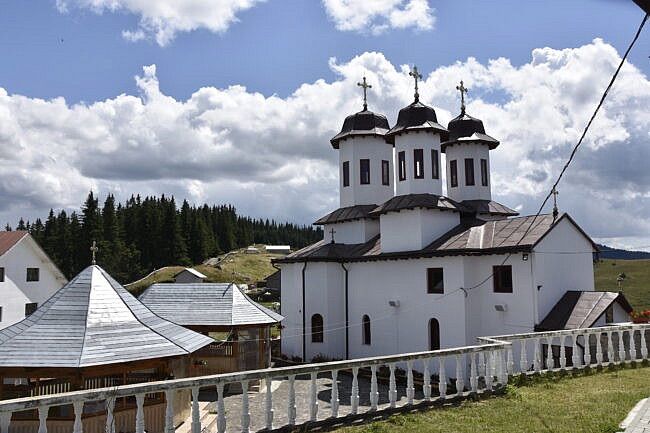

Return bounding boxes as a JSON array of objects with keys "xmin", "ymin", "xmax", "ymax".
[
  {"xmin": 552, "ymin": 187, "xmax": 560, "ymax": 221},
  {"xmin": 357, "ymin": 76, "xmax": 372, "ymax": 111},
  {"xmin": 409, "ymin": 65, "xmax": 422, "ymax": 102},
  {"xmin": 456, "ymin": 80, "xmax": 469, "ymax": 113}
]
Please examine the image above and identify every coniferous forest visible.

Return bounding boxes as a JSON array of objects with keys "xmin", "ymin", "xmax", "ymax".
[{"xmin": 5, "ymin": 192, "xmax": 322, "ymax": 282}]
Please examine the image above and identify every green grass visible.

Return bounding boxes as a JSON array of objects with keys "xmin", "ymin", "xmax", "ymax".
[
  {"xmin": 595, "ymin": 259, "xmax": 650, "ymax": 310},
  {"xmin": 337, "ymin": 366, "xmax": 650, "ymax": 433}
]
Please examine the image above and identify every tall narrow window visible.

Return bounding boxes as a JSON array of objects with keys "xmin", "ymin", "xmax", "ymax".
[
  {"xmin": 0, "ymin": 267, "xmax": 4, "ymax": 282},
  {"xmin": 362, "ymin": 315, "xmax": 371, "ymax": 345},
  {"xmin": 431, "ymin": 149, "xmax": 439, "ymax": 179},
  {"xmin": 493, "ymin": 265, "xmax": 513, "ymax": 293},
  {"xmin": 414, "ymin": 149, "xmax": 424, "ymax": 179},
  {"xmin": 398, "ymin": 151, "xmax": 406, "ymax": 181},
  {"xmin": 605, "ymin": 306, "xmax": 614, "ymax": 323},
  {"xmin": 360, "ymin": 159, "xmax": 370, "ymax": 185},
  {"xmin": 465, "ymin": 158, "xmax": 475, "ymax": 186},
  {"xmin": 450, "ymin": 160, "xmax": 458, "ymax": 187},
  {"xmin": 427, "ymin": 268, "xmax": 444, "ymax": 294},
  {"xmin": 311, "ymin": 314, "xmax": 324, "ymax": 343},
  {"xmin": 26, "ymin": 268, "xmax": 39, "ymax": 282},
  {"xmin": 480, "ymin": 159, "xmax": 488, "ymax": 187},
  {"xmin": 342, "ymin": 161, "xmax": 350, "ymax": 187},
  {"xmin": 381, "ymin": 160, "xmax": 390, "ymax": 186},
  {"xmin": 0, "ymin": 306, "xmax": 2, "ymax": 322},
  {"xmin": 25, "ymin": 303, "xmax": 38, "ymax": 317},
  {"xmin": 429, "ymin": 318, "xmax": 440, "ymax": 351}
]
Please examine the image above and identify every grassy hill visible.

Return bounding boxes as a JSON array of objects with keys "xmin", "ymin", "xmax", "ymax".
[
  {"xmin": 125, "ymin": 246, "xmax": 282, "ymax": 296},
  {"xmin": 595, "ymin": 259, "xmax": 650, "ymax": 311}
]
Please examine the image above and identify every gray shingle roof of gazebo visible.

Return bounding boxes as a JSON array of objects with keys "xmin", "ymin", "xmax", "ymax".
[
  {"xmin": 0, "ymin": 266, "xmax": 213, "ymax": 368},
  {"xmin": 139, "ymin": 283, "xmax": 283, "ymax": 327}
]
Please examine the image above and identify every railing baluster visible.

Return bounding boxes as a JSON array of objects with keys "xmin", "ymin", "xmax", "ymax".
[
  {"xmin": 73, "ymin": 401, "xmax": 84, "ymax": 433},
  {"xmin": 37, "ymin": 406, "xmax": 48, "ymax": 433},
  {"xmin": 572, "ymin": 334, "xmax": 580, "ymax": 368},
  {"xmin": 407, "ymin": 360, "xmax": 415, "ymax": 405},
  {"xmin": 370, "ymin": 365, "xmax": 379, "ymax": 411},
  {"xmin": 309, "ymin": 372, "xmax": 318, "ymax": 422},
  {"xmin": 423, "ymin": 359, "xmax": 432, "ymax": 401},
  {"xmin": 0, "ymin": 412, "xmax": 10, "ymax": 433},
  {"xmin": 607, "ymin": 331, "xmax": 614, "ymax": 365},
  {"xmin": 478, "ymin": 351, "xmax": 486, "ymax": 378},
  {"xmin": 241, "ymin": 380, "xmax": 250, "ymax": 433},
  {"xmin": 438, "ymin": 356, "xmax": 447, "ymax": 399},
  {"xmin": 501, "ymin": 349, "xmax": 509, "ymax": 384},
  {"xmin": 485, "ymin": 352, "xmax": 493, "ymax": 391},
  {"xmin": 559, "ymin": 335, "xmax": 566, "ymax": 369},
  {"xmin": 629, "ymin": 329, "xmax": 637, "ymax": 362},
  {"xmin": 641, "ymin": 327, "xmax": 648, "ymax": 360},
  {"xmin": 135, "ymin": 394, "xmax": 145, "ymax": 433},
  {"xmin": 595, "ymin": 332, "xmax": 603, "ymax": 366},
  {"xmin": 533, "ymin": 338, "xmax": 541, "ymax": 373},
  {"xmin": 331, "ymin": 370, "xmax": 339, "ymax": 418},
  {"xmin": 265, "ymin": 376, "xmax": 273, "ymax": 430},
  {"xmin": 520, "ymin": 339, "xmax": 528, "ymax": 373},
  {"xmin": 106, "ymin": 396, "xmax": 116, "ymax": 433},
  {"xmin": 506, "ymin": 345, "xmax": 514, "ymax": 376},
  {"xmin": 288, "ymin": 375, "xmax": 297, "ymax": 425},
  {"xmin": 388, "ymin": 363, "xmax": 397, "ymax": 408},
  {"xmin": 191, "ymin": 387, "xmax": 201, "ymax": 433},
  {"xmin": 618, "ymin": 330, "xmax": 626, "ymax": 363},
  {"xmin": 351, "ymin": 367, "xmax": 360, "ymax": 415},
  {"xmin": 583, "ymin": 333, "xmax": 591, "ymax": 367},
  {"xmin": 217, "ymin": 383, "xmax": 226, "ymax": 433},
  {"xmin": 470, "ymin": 353, "xmax": 478, "ymax": 393},
  {"xmin": 546, "ymin": 337, "xmax": 554, "ymax": 371},
  {"xmin": 455, "ymin": 355, "xmax": 464, "ymax": 395}
]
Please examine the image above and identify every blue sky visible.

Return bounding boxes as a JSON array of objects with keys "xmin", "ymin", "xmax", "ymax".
[{"xmin": 0, "ymin": 0, "xmax": 649, "ymax": 250}]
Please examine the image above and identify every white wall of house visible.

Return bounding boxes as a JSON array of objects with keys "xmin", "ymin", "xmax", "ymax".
[
  {"xmin": 445, "ymin": 143, "xmax": 491, "ymax": 202},
  {"xmin": 0, "ymin": 236, "xmax": 67, "ymax": 329},
  {"xmin": 592, "ymin": 303, "xmax": 630, "ymax": 326},
  {"xmin": 324, "ymin": 219, "xmax": 379, "ymax": 245},
  {"xmin": 380, "ymin": 208, "xmax": 459, "ymax": 253},
  {"xmin": 394, "ymin": 132, "xmax": 443, "ymax": 196}
]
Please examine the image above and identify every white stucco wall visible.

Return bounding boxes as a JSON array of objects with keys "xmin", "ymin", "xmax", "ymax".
[
  {"xmin": 323, "ymin": 219, "xmax": 379, "ymax": 245},
  {"xmin": 0, "ymin": 236, "xmax": 67, "ymax": 329},
  {"xmin": 445, "ymin": 143, "xmax": 491, "ymax": 202},
  {"xmin": 394, "ymin": 132, "xmax": 443, "ymax": 196},
  {"xmin": 592, "ymin": 302, "xmax": 630, "ymax": 326},
  {"xmin": 339, "ymin": 136, "xmax": 394, "ymax": 208},
  {"xmin": 380, "ymin": 208, "xmax": 459, "ymax": 253}
]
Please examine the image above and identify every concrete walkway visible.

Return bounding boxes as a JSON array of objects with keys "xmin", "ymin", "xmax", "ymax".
[{"xmin": 620, "ymin": 398, "xmax": 650, "ymax": 433}]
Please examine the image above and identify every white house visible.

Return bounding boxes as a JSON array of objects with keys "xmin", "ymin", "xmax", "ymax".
[
  {"xmin": 0, "ymin": 231, "xmax": 67, "ymax": 329},
  {"xmin": 275, "ymin": 74, "xmax": 631, "ymax": 363}
]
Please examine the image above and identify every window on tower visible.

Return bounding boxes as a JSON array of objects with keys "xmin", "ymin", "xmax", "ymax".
[
  {"xmin": 481, "ymin": 159, "xmax": 488, "ymax": 186},
  {"xmin": 398, "ymin": 151, "xmax": 406, "ymax": 181},
  {"xmin": 450, "ymin": 160, "xmax": 458, "ymax": 187},
  {"xmin": 342, "ymin": 161, "xmax": 350, "ymax": 187},
  {"xmin": 414, "ymin": 149, "xmax": 424, "ymax": 179},
  {"xmin": 360, "ymin": 159, "xmax": 370, "ymax": 184},
  {"xmin": 382, "ymin": 160, "xmax": 390, "ymax": 186},
  {"xmin": 465, "ymin": 158, "xmax": 475, "ymax": 186},
  {"xmin": 431, "ymin": 149, "xmax": 439, "ymax": 179}
]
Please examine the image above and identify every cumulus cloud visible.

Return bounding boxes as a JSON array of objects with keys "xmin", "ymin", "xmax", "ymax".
[
  {"xmin": 322, "ymin": 0, "xmax": 435, "ymax": 34},
  {"xmin": 55, "ymin": 0, "xmax": 264, "ymax": 46},
  {"xmin": 0, "ymin": 39, "xmax": 649, "ymax": 248}
]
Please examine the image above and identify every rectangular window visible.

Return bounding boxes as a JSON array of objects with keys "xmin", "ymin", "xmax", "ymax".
[
  {"xmin": 398, "ymin": 151, "xmax": 406, "ymax": 181},
  {"xmin": 0, "ymin": 267, "xmax": 4, "ymax": 282},
  {"xmin": 0, "ymin": 306, "xmax": 2, "ymax": 322},
  {"xmin": 431, "ymin": 149, "xmax": 439, "ymax": 179},
  {"xmin": 413, "ymin": 149, "xmax": 424, "ymax": 179},
  {"xmin": 450, "ymin": 160, "xmax": 458, "ymax": 187},
  {"xmin": 465, "ymin": 158, "xmax": 475, "ymax": 186},
  {"xmin": 381, "ymin": 160, "xmax": 390, "ymax": 186},
  {"xmin": 493, "ymin": 265, "xmax": 513, "ymax": 293},
  {"xmin": 26, "ymin": 268, "xmax": 39, "ymax": 282},
  {"xmin": 481, "ymin": 159, "xmax": 488, "ymax": 187},
  {"xmin": 25, "ymin": 303, "xmax": 38, "ymax": 316},
  {"xmin": 427, "ymin": 268, "xmax": 444, "ymax": 294},
  {"xmin": 605, "ymin": 306, "xmax": 614, "ymax": 323},
  {"xmin": 342, "ymin": 161, "xmax": 350, "ymax": 187},
  {"xmin": 360, "ymin": 159, "xmax": 370, "ymax": 185}
]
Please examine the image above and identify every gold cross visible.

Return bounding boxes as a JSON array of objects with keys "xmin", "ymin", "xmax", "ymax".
[
  {"xmin": 90, "ymin": 240, "xmax": 98, "ymax": 265},
  {"xmin": 456, "ymin": 80, "xmax": 469, "ymax": 113},
  {"xmin": 409, "ymin": 65, "xmax": 423, "ymax": 102},
  {"xmin": 357, "ymin": 76, "xmax": 372, "ymax": 111}
]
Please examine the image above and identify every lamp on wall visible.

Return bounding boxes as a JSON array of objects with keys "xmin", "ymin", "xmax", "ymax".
[
  {"xmin": 388, "ymin": 300, "xmax": 400, "ymax": 308},
  {"xmin": 522, "ymin": 253, "xmax": 529, "ymax": 261}
]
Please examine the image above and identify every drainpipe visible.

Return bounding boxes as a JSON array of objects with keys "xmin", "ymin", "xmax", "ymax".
[
  {"xmin": 340, "ymin": 261, "xmax": 349, "ymax": 360},
  {"xmin": 301, "ymin": 261, "xmax": 308, "ymax": 362}
]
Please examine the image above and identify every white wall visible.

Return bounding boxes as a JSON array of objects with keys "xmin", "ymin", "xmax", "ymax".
[
  {"xmin": 445, "ymin": 143, "xmax": 491, "ymax": 202},
  {"xmin": 323, "ymin": 219, "xmax": 379, "ymax": 245},
  {"xmin": 394, "ymin": 132, "xmax": 443, "ymax": 196},
  {"xmin": 380, "ymin": 208, "xmax": 459, "ymax": 253},
  {"xmin": 339, "ymin": 136, "xmax": 394, "ymax": 208},
  {"xmin": 592, "ymin": 303, "xmax": 630, "ymax": 326},
  {"xmin": 0, "ymin": 236, "xmax": 67, "ymax": 329}
]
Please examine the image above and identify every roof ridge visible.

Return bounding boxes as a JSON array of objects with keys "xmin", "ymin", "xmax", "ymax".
[{"xmin": 233, "ymin": 283, "xmax": 282, "ymax": 322}]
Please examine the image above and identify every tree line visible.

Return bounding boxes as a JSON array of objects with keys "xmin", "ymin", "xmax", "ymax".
[{"xmin": 6, "ymin": 192, "xmax": 322, "ymax": 282}]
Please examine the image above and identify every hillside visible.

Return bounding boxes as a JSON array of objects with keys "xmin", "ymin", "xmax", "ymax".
[
  {"xmin": 597, "ymin": 244, "xmax": 650, "ymax": 260},
  {"xmin": 595, "ymin": 259, "xmax": 650, "ymax": 310}
]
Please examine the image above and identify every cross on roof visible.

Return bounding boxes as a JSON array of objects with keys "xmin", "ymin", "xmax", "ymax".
[
  {"xmin": 409, "ymin": 65, "xmax": 422, "ymax": 102},
  {"xmin": 456, "ymin": 80, "xmax": 469, "ymax": 113},
  {"xmin": 90, "ymin": 240, "xmax": 98, "ymax": 265},
  {"xmin": 357, "ymin": 76, "xmax": 372, "ymax": 111},
  {"xmin": 329, "ymin": 227, "xmax": 336, "ymax": 244}
]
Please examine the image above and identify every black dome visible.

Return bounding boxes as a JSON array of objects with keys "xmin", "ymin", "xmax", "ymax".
[
  {"xmin": 330, "ymin": 109, "xmax": 390, "ymax": 149},
  {"xmin": 441, "ymin": 111, "xmax": 499, "ymax": 152},
  {"xmin": 385, "ymin": 100, "xmax": 448, "ymax": 141}
]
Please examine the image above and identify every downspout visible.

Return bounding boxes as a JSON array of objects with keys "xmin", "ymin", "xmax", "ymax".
[
  {"xmin": 340, "ymin": 261, "xmax": 349, "ymax": 360},
  {"xmin": 301, "ymin": 261, "xmax": 308, "ymax": 362}
]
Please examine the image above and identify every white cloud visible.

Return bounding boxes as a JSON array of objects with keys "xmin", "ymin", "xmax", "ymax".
[
  {"xmin": 322, "ymin": 0, "xmax": 435, "ymax": 34},
  {"xmin": 56, "ymin": 0, "xmax": 264, "ymax": 46},
  {"xmin": 1, "ymin": 40, "xmax": 649, "ymax": 249}
]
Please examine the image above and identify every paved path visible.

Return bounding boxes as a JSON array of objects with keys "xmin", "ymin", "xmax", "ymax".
[{"xmin": 621, "ymin": 398, "xmax": 650, "ymax": 433}]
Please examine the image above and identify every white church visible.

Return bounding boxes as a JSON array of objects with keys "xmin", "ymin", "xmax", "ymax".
[{"xmin": 275, "ymin": 69, "xmax": 632, "ymax": 362}]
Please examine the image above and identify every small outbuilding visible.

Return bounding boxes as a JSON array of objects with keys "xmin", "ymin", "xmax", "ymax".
[
  {"xmin": 173, "ymin": 267, "xmax": 207, "ymax": 283},
  {"xmin": 264, "ymin": 245, "xmax": 291, "ymax": 255}
]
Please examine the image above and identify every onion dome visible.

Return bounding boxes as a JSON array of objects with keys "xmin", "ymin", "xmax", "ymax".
[
  {"xmin": 385, "ymin": 100, "xmax": 448, "ymax": 143},
  {"xmin": 330, "ymin": 109, "xmax": 390, "ymax": 149},
  {"xmin": 441, "ymin": 111, "xmax": 499, "ymax": 152}
]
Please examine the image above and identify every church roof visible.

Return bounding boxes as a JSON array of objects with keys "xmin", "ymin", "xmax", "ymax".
[
  {"xmin": 330, "ymin": 109, "xmax": 391, "ymax": 149},
  {"xmin": 314, "ymin": 204, "xmax": 378, "ymax": 225},
  {"xmin": 459, "ymin": 200, "xmax": 519, "ymax": 217},
  {"xmin": 369, "ymin": 194, "xmax": 461, "ymax": 217},
  {"xmin": 537, "ymin": 291, "xmax": 633, "ymax": 331},
  {"xmin": 386, "ymin": 100, "xmax": 448, "ymax": 140},
  {"xmin": 0, "ymin": 266, "xmax": 213, "ymax": 368},
  {"xmin": 139, "ymin": 283, "xmax": 283, "ymax": 327},
  {"xmin": 441, "ymin": 111, "xmax": 499, "ymax": 152}
]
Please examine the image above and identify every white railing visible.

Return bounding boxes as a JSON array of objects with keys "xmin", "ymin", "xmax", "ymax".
[{"xmin": 0, "ymin": 323, "xmax": 647, "ymax": 433}]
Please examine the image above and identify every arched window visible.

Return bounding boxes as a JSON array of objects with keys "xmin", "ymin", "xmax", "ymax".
[
  {"xmin": 429, "ymin": 318, "xmax": 440, "ymax": 351},
  {"xmin": 362, "ymin": 315, "xmax": 371, "ymax": 345},
  {"xmin": 311, "ymin": 314, "xmax": 323, "ymax": 343}
]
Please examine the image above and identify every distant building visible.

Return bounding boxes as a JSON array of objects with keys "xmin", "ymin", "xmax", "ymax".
[
  {"xmin": 173, "ymin": 267, "xmax": 207, "ymax": 283},
  {"xmin": 264, "ymin": 245, "xmax": 291, "ymax": 255},
  {"xmin": 246, "ymin": 246, "xmax": 260, "ymax": 254},
  {"xmin": 0, "ymin": 231, "xmax": 67, "ymax": 330},
  {"xmin": 264, "ymin": 269, "xmax": 281, "ymax": 293}
]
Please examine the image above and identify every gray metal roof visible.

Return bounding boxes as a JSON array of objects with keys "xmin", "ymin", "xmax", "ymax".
[
  {"xmin": 314, "ymin": 204, "xmax": 378, "ymax": 225},
  {"xmin": 537, "ymin": 291, "xmax": 633, "ymax": 331},
  {"xmin": 139, "ymin": 283, "xmax": 283, "ymax": 327},
  {"xmin": 0, "ymin": 266, "xmax": 213, "ymax": 368}
]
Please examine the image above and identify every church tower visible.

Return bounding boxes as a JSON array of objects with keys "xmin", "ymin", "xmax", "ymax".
[{"xmin": 442, "ymin": 81, "xmax": 500, "ymax": 203}]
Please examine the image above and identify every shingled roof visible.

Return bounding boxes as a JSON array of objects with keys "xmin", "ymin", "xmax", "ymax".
[
  {"xmin": 537, "ymin": 291, "xmax": 633, "ymax": 331},
  {"xmin": 0, "ymin": 266, "xmax": 213, "ymax": 368},
  {"xmin": 139, "ymin": 283, "xmax": 283, "ymax": 327},
  {"xmin": 0, "ymin": 231, "xmax": 28, "ymax": 256}
]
